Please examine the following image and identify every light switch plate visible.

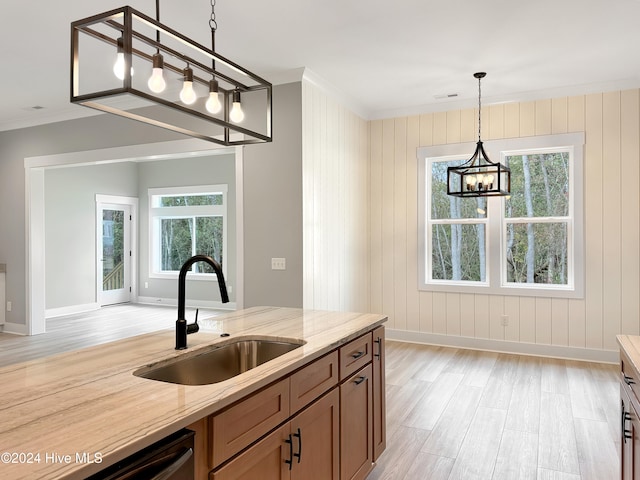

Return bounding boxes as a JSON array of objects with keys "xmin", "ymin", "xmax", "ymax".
[{"xmin": 271, "ymin": 258, "xmax": 286, "ymax": 270}]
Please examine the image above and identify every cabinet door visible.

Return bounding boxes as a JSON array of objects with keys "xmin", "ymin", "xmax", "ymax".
[
  {"xmin": 291, "ymin": 389, "xmax": 340, "ymax": 480},
  {"xmin": 372, "ymin": 326, "xmax": 386, "ymax": 461},
  {"xmin": 210, "ymin": 424, "xmax": 290, "ymax": 480},
  {"xmin": 340, "ymin": 364, "xmax": 373, "ymax": 480},
  {"xmin": 622, "ymin": 387, "xmax": 633, "ymax": 480}
]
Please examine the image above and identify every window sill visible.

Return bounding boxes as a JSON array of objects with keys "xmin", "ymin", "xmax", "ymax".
[{"xmin": 419, "ymin": 282, "xmax": 583, "ymax": 299}]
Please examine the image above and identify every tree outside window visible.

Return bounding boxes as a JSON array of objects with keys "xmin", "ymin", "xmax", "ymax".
[{"xmin": 150, "ymin": 186, "xmax": 227, "ymax": 277}]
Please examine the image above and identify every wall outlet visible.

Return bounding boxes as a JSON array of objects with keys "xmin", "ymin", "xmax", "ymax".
[
  {"xmin": 6, "ymin": 301, "xmax": 11, "ymax": 312},
  {"xmin": 144, "ymin": 282, "xmax": 149, "ymax": 289},
  {"xmin": 500, "ymin": 314, "xmax": 509, "ymax": 326},
  {"xmin": 271, "ymin": 258, "xmax": 286, "ymax": 270}
]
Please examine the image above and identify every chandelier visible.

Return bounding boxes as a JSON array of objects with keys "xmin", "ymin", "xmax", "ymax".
[
  {"xmin": 71, "ymin": 0, "xmax": 272, "ymax": 146},
  {"xmin": 447, "ymin": 72, "xmax": 510, "ymax": 197}
]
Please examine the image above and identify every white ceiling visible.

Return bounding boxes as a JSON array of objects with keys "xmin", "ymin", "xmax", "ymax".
[{"xmin": 2, "ymin": 0, "xmax": 640, "ymax": 131}]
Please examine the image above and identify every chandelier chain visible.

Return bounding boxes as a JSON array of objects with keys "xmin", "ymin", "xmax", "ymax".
[
  {"xmin": 477, "ymin": 75, "xmax": 482, "ymax": 142},
  {"xmin": 155, "ymin": 0, "xmax": 161, "ymax": 50},
  {"xmin": 210, "ymin": 0, "xmax": 217, "ymax": 31}
]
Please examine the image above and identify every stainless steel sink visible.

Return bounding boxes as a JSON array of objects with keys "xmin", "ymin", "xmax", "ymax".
[{"xmin": 133, "ymin": 338, "xmax": 304, "ymax": 385}]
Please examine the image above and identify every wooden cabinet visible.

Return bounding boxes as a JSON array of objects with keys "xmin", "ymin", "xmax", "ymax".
[
  {"xmin": 372, "ymin": 326, "xmax": 386, "ymax": 461},
  {"xmin": 290, "ymin": 389, "xmax": 340, "ymax": 480},
  {"xmin": 290, "ymin": 351, "xmax": 339, "ymax": 414},
  {"xmin": 211, "ymin": 390, "xmax": 339, "ymax": 480},
  {"xmin": 211, "ymin": 379, "xmax": 290, "ymax": 467},
  {"xmin": 621, "ymin": 348, "xmax": 640, "ymax": 480},
  {"xmin": 340, "ymin": 364, "xmax": 373, "ymax": 480},
  {"xmin": 206, "ymin": 328, "xmax": 385, "ymax": 480},
  {"xmin": 339, "ymin": 333, "xmax": 372, "ymax": 380},
  {"xmin": 211, "ymin": 423, "xmax": 291, "ymax": 480}
]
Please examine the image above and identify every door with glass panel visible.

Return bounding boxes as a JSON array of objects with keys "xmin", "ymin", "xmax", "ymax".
[{"xmin": 98, "ymin": 203, "xmax": 132, "ymax": 305}]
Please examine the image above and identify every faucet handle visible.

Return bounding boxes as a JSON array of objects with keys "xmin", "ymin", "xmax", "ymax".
[{"xmin": 186, "ymin": 308, "xmax": 200, "ymax": 335}]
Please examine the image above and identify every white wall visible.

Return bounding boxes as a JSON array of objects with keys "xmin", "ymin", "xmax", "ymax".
[
  {"xmin": 44, "ymin": 162, "xmax": 138, "ymax": 309},
  {"xmin": 242, "ymin": 82, "xmax": 304, "ymax": 308},
  {"xmin": 370, "ymin": 90, "xmax": 640, "ymax": 361},
  {"xmin": 137, "ymin": 154, "xmax": 237, "ymax": 304},
  {"xmin": 302, "ymin": 80, "xmax": 371, "ymax": 312}
]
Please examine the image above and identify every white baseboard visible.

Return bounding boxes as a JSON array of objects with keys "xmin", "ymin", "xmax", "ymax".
[
  {"xmin": 45, "ymin": 303, "xmax": 100, "ymax": 319},
  {"xmin": 137, "ymin": 296, "xmax": 237, "ymax": 311},
  {"xmin": 387, "ymin": 329, "xmax": 619, "ymax": 364},
  {"xmin": 1, "ymin": 322, "xmax": 29, "ymax": 335}
]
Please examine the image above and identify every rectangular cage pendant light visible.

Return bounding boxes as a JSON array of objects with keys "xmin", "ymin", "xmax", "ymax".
[
  {"xmin": 447, "ymin": 141, "xmax": 511, "ymax": 197},
  {"xmin": 71, "ymin": 6, "xmax": 272, "ymax": 146},
  {"xmin": 447, "ymin": 72, "xmax": 510, "ymax": 197}
]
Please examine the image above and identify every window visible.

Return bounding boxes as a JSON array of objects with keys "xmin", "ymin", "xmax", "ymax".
[
  {"xmin": 418, "ymin": 133, "xmax": 584, "ymax": 298},
  {"xmin": 149, "ymin": 185, "xmax": 227, "ymax": 278}
]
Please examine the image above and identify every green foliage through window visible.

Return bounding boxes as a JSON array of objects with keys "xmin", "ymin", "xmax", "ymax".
[
  {"xmin": 151, "ymin": 187, "xmax": 227, "ymax": 275},
  {"xmin": 504, "ymin": 152, "xmax": 569, "ymax": 285}
]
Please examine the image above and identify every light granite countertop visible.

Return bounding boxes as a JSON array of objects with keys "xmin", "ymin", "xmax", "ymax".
[
  {"xmin": 618, "ymin": 334, "xmax": 639, "ymax": 369},
  {"xmin": 0, "ymin": 306, "xmax": 386, "ymax": 479}
]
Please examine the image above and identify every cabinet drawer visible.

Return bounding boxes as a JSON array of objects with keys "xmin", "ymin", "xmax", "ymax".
[
  {"xmin": 339, "ymin": 333, "xmax": 372, "ymax": 380},
  {"xmin": 621, "ymin": 349, "xmax": 640, "ymax": 407},
  {"xmin": 211, "ymin": 378, "xmax": 290, "ymax": 467},
  {"xmin": 290, "ymin": 351, "xmax": 339, "ymax": 414}
]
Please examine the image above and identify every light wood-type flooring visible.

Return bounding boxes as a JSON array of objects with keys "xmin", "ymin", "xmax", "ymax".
[
  {"xmin": 0, "ymin": 304, "xmax": 223, "ymax": 366},
  {"xmin": 0, "ymin": 305, "xmax": 620, "ymax": 479},
  {"xmin": 370, "ymin": 340, "xmax": 620, "ymax": 480}
]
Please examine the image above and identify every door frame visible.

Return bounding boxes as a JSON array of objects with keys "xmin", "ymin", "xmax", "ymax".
[{"xmin": 96, "ymin": 195, "xmax": 138, "ymax": 306}]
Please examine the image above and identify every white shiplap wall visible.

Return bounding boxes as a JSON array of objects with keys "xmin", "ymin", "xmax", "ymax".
[
  {"xmin": 301, "ymin": 80, "xmax": 371, "ymax": 312},
  {"xmin": 370, "ymin": 91, "xmax": 640, "ymax": 362}
]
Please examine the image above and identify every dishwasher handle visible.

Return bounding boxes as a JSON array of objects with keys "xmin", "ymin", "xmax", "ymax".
[{"xmin": 151, "ymin": 448, "xmax": 193, "ymax": 480}]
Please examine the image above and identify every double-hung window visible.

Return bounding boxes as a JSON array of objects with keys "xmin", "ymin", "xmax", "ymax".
[
  {"xmin": 149, "ymin": 184, "xmax": 227, "ymax": 279},
  {"xmin": 418, "ymin": 133, "xmax": 584, "ymax": 298}
]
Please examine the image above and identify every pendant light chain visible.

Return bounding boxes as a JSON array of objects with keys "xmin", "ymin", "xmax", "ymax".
[
  {"xmin": 210, "ymin": 0, "xmax": 218, "ymax": 31},
  {"xmin": 155, "ymin": 0, "xmax": 161, "ymax": 50},
  {"xmin": 477, "ymin": 74, "xmax": 482, "ymax": 142},
  {"xmin": 210, "ymin": 0, "xmax": 217, "ymax": 69}
]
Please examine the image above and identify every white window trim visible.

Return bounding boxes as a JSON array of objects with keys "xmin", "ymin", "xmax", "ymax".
[
  {"xmin": 149, "ymin": 184, "xmax": 228, "ymax": 281},
  {"xmin": 417, "ymin": 132, "xmax": 585, "ymax": 299}
]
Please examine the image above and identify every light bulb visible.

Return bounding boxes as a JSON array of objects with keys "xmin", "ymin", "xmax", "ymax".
[
  {"xmin": 147, "ymin": 54, "xmax": 166, "ymax": 93},
  {"xmin": 466, "ymin": 174, "xmax": 477, "ymax": 190},
  {"xmin": 113, "ymin": 52, "xmax": 126, "ymax": 80},
  {"xmin": 230, "ymin": 90, "xmax": 244, "ymax": 123},
  {"xmin": 179, "ymin": 67, "xmax": 197, "ymax": 105},
  {"xmin": 113, "ymin": 37, "xmax": 133, "ymax": 80},
  {"xmin": 205, "ymin": 79, "xmax": 222, "ymax": 114},
  {"xmin": 486, "ymin": 174, "xmax": 494, "ymax": 188}
]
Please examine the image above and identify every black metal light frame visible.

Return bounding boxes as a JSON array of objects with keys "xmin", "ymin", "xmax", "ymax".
[
  {"xmin": 71, "ymin": 6, "xmax": 272, "ymax": 146},
  {"xmin": 447, "ymin": 73, "xmax": 510, "ymax": 197}
]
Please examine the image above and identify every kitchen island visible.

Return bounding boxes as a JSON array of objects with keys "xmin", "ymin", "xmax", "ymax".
[{"xmin": 0, "ymin": 306, "xmax": 386, "ymax": 479}]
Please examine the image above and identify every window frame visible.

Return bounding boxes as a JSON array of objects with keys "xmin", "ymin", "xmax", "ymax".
[
  {"xmin": 148, "ymin": 184, "xmax": 228, "ymax": 281},
  {"xmin": 418, "ymin": 133, "xmax": 584, "ymax": 298}
]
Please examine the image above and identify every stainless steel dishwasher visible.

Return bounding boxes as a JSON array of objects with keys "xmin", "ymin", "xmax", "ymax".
[{"xmin": 87, "ymin": 429, "xmax": 195, "ymax": 480}]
